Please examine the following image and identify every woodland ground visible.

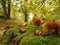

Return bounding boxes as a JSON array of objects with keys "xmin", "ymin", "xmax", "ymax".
[{"xmin": 0, "ymin": 15, "xmax": 60, "ymax": 45}]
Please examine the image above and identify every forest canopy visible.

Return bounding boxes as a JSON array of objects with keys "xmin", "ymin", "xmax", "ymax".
[{"xmin": 0, "ymin": 0, "xmax": 60, "ymax": 22}]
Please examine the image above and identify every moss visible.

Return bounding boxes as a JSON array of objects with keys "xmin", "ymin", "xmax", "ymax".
[{"xmin": 19, "ymin": 33, "xmax": 60, "ymax": 45}]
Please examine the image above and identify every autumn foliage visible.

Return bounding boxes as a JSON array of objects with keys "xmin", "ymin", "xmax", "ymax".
[{"xmin": 43, "ymin": 20, "xmax": 60, "ymax": 35}]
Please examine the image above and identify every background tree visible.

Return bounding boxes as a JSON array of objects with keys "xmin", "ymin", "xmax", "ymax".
[
  {"xmin": 0, "ymin": 0, "xmax": 60, "ymax": 21},
  {"xmin": 1, "ymin": 0, "xmax": 7, "ymax": 19},
  {"xmin": 7, "ymin": 0, "xmax": 11, "ymax": 19},
  {"xmin": 1, "ymin": 0, "xmax": 11, "ymax": 19}
]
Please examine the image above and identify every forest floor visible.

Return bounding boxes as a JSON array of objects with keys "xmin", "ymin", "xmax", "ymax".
[
  {"xmin": 0, "ymin": 19, "xmax": 21, "ymax": 30},
  {"xmin": 0, "ymin": 14, "xmax": 60, "ymax": 45},
  {"xmin": 1, "ymin": 24, "xmax": 60, "ymax": 45}
]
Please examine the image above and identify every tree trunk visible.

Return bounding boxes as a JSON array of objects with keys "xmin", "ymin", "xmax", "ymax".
[
  {"xmin": 1, "ymin": 0, "xmax": 11, "ymax": 19},
  {"xmin": 25, "ymin": 13, "xmax": 28, "ymax": 22},
  {"xmin": 1, "ymin": 0, "xmax": 7, "ymax": 19},
  {"xmin": 23, "ymin": 0, "xmax": 28, "ymax": 22},
  {"xmin": 7, "ymin": 0, "xmax": 11, "ymax": 19},
  {"xmin": 24, "ymin": 9, "xmax": 28, "ymax": 22}
]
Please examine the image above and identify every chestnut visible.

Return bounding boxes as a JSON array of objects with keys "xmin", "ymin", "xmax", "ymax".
[
  {"xmin": 22, "ymin": 22, "xmax": 27, "ymax": 26},
  {"xmin": 34, "ymin": 30, "xmax": 41, "ymax": 35},
  {"xmin": 19, "ymin": 28, "xmax": 25, "ymax": 33}
]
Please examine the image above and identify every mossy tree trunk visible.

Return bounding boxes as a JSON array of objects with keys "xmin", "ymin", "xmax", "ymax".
[
  {"xmin": 1, "ymin": 0, "xmax": 11, "ymax": 19},
  {"xmin": 24, "ymin": 0, "xmax": 28, "ymax": 22},
  {"xmin": 24, "ymin": 9, "xmax": 28, "ymax": 22},
  {"xmin": 20, "ymin": 0, "xmax": 28, "ymax": 22},
  {"xmin": 7, "ymin": 0, "xmax": 11, "ymax": 19},
  {"xmin": 1, "ymin": 0, "xmax": 7, "ymax": 19}
]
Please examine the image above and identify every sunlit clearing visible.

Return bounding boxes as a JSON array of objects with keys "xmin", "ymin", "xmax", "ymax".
[
  {"xmin": 13, "ymin": 2, "xmax": 16, "ymax": 5},
  {"xmin": 51, "ymin": 8, "xmax": 54, "ymax": 11},
  {"xmin": 17, "ymin": 4, "xmax": 21, "ymax": 8},
  {"xmin": 29, "ymin": 13, "xmax": 34, "ymax": 20},
  {"xmin": 19, "ymin": 13, "xmax": 22, "ymax": 16}
]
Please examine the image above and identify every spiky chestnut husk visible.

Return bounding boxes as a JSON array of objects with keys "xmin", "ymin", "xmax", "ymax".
[
  {"xmin": 56, "ymin": 24, "xmax": 60, "ymax": 35},
  {"xmin": 43, "ymin": 21, "xmax": 60, "ymax": 35},
  {"xmin": 32, "ymin": 17, "xmax": 42, "ymax": 26}
]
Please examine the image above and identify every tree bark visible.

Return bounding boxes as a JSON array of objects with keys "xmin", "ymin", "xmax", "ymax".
[
  {"xmin": 7, "ymin": 0, "xmax": 11, "ymax": 19},
  {"xmin": 1, "ymin": 0, "xmax": 11, "ymax": 19},
  {"xmin": 24, "ymin": 9, "xmax": 28, "ymax": 22},
  {"xmin": 1, "ymin": 0, "xmax": 7, "ymax": 19}
]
